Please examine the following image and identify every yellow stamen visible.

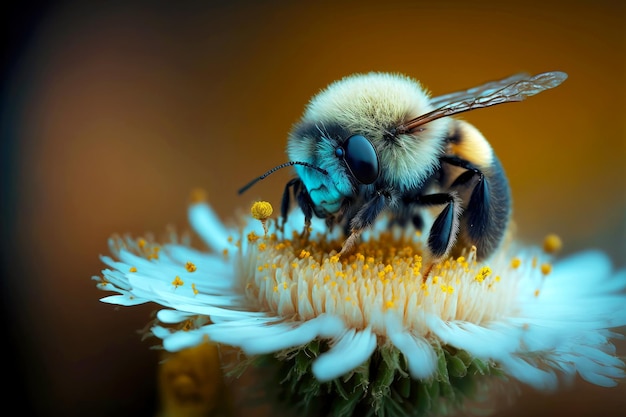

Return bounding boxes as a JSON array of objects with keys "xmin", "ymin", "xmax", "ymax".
[
  {"xmin": 129, "ymin": 266, "xmax": 137, "ymax": 273},
  {"xmin": 172, "ymin": 276, "xmax": 184, "ymax": 288},
  {"xmin": 189, "ymin": 188, "xmax": 208, "ymax": 204},
  {"xmin": 543, "ymin": 234, "xmax": 562, "ymax": 254},
  {"xmin": 474, "ymin": 266, "xmax": 492, "ymax": 283},
  {"xmin": 248, "ymin": 231, "xmax": 259, "ymax": 242},
  {"xmin": 540, "ymin": 263, "xmax": 552, "ymax": 275},
  {"xmin": 241, "ymin": 228, "xmax": 521, "ymax": 337},
  {"xmin": 185, "ymin": 261, "xmax": 197, "ymax": 272},
  {"xmin": 511, "ymin": 258, "xmax": 521, "ymax": 269},
  {"xmin": 251, "ymin": 201, "xmax": 273, "ymax": 220},
  {"xmin": 251, "ymin": 201, "xmax": 273, "ymax": 236}
]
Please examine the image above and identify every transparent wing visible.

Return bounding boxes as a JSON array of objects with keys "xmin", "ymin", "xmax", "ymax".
[
  {"xmin": 398, "ymin": 71, "xmax": 568, "ymax": 133},
  {"xmin": 429, "ymin": 72, "xmax": 531, "ymax": 108}
]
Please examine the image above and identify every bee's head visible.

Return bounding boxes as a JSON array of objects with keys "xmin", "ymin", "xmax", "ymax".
[{"xmin": 292, "ymin": 72, "xmax": 449, "ymax": 192}]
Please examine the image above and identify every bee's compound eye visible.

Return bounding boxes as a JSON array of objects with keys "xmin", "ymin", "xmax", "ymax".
[{"xmin": 342, "ymin": 134, "xmax": 379, "ymax": 184}]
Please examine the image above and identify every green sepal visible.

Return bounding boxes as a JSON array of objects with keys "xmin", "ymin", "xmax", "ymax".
[{"xmin": 227, "ymin": 339, "xmax": 505, "ymax": 417}]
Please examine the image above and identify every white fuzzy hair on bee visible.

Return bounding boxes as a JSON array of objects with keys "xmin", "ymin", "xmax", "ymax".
[
  {"xmin": 239, "ymin": 70, "xmax": 568, "ymax": 269},
  {"xmin": 293, "ymin": 72, "xmax": 449, "ymax": 192}
]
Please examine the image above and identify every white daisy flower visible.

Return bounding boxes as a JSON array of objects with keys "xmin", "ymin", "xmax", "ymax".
[{"xmin": 94, "ymin": 194, "xmax": 626, "ymax": 416}]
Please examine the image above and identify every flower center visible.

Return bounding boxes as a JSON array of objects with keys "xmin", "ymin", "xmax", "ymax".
[{"xmin": 239, "ymin": 227, "xmax": 519, "ymax": 338}]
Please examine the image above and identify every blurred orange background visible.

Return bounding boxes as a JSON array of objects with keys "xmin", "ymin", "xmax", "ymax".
[{"xmin": 2, "ymin": 1, "xmax": 624, "ymax": 416}]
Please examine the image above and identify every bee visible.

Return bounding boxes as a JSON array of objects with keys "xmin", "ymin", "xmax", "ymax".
[{"xmin": 239, "ymin": 71, "xmax": 567, "ymax": 266}]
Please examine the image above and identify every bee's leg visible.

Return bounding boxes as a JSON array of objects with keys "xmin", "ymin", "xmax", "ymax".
[
  {"xmin": 414, "ymin": 193, "xmax": 463, "ymax": 277},
  {"xmin": 339, "ymin": 190, "xmax": 390, "ymax": 256},
  {"xmin": 279, "ymin": 178, "xmax": 298, "ymax": 231},
  {"xmin": 295, "ymin": 181, "xmax": 314, "ymax": 239},
  {"xmin": 280, "ymin": 178, "xmax": 315, "ymax": 238},
  {"xmin": 440, "ymin": 155, "xmax": 510, "ymax": 260}
]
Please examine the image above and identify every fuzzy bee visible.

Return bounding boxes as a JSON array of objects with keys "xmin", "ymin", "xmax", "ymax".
[{"xmin": 239, "ymin": 71, "xmax": 567, "ymax": 265}]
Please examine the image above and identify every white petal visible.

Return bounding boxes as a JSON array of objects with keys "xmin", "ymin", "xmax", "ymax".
[
  {"xmin": 157, "ymin": 309, "xmax": 196, "ymax": 324},
  {"xmin": 426, "ymin": 317, "xmax": 521, "ymax": 360},
  {"xmin": 99, "ymin": 294, "xmax": 148, "ymax": 306},
  {"xmin": 312, "ymin": 327, "xmax": 377, "ymax": 382},
  {"xmin": 151, "ymin": 325, "xmax": 171, "ymax": 339},
  {"xmin": 386, "ymin": 313, "xmax": 437, "ymax": 379},
  {"xmin": 500, "ymin": 355, "xmax": 559, "ymax": 391},
  {"xmin": 188, "ymin": 203, "xmax": 233, "ymax": 253},
  {"xmin": 162, "ymin": 329, "xmax": 208, "ymax": 352},
  {"xmin": 389, "ymin": 332, "xmax": 437, "ymax": 380},
  {"xmin": 240, "ymin": 315, "xmax": 345, "ymax": 355}
]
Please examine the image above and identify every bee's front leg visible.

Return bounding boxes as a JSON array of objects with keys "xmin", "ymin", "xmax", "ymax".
[
  {"xmin": 339, "ymin": 190, "xmax": 391, "ymax": 256},
  {"xmin": 281, "ymin": 178, "xmax": 316, "ymax": 238}
]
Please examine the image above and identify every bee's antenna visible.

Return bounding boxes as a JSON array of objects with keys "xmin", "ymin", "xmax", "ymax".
[{"xmin": 238, "ymin": 161, "xmax": 328, "ymax": 195}]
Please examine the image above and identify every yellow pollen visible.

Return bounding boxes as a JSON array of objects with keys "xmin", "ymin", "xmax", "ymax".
[
  {"xmin": 474, "ymin": 266, "xmax": 492, "ymax": 283},
  {"xmin": 541, "ymin": 263, "xmax": 552, "ymax": 275},
  {"xmin": 534, "ymin": 289, "xmax": 540, "ymax": 297},
  {"xmin": 258, "ymin": 243, "xmax": 267, "ymax": 251},
  {"xmin": 511, "ymin": 258, "xmax": 522, "ymax": 269},
  {"xmin": 248, "ymin": 231, "xmax": 259, "ymax": 242},
  {"xmin": 240, "ymin": 228, "xmax": 513, "ymax": 336},
  {"xmin": 251, "ymin": 201, "xmax": 273, "ymax": 220},
  {"xmin": 172, "ymin": 276, "xmax": 184, "ymax": 287},
  {"xmin": 129, "ymin": 266, "xmax": 137, "ymax": 273},
  {"xmin": 191, "ymin": 283, "xmax": 199, "ymax": 295},
  {"xmin": 181, "ymin": 319, "xmax": 194, "ymax": 331},
  {"xmin": 251, "ymin": 201, "xmax": 273, "ymax": 235},
  {"xmin": 543, "ymin": 234, "xmax": 562, "ymax": 254},
  {"xmin": 185, "ymin": 261, "xmax": 197, "ymax": 272},
  {"xmin": 223, "ymin": 248, "xmax": 229, "ymax": 258},
  {"xmin": 441, "ymin": 285, "xmax": 454, "ymax": 294},
  {"xmin": 189, "ymin": 188, "xmax": 207, "ymax": 204},
  {"xmin": 138, "ymin": 239, "xmax": 146, "ymax": 248}
]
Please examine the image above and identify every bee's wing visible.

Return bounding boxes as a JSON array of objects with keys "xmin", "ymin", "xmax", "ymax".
[
  {"xmin": 398, "ymin": 71, "xmax": 567, "ymax": 133},
  {"xmin": 429, "ymin": 72, "xmax": 531, "ymax": 108}
]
